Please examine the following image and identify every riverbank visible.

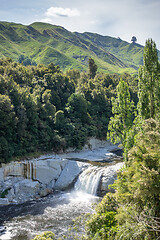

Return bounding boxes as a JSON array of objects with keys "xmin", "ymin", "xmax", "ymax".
[{"xmin": 0, "ymin": 138, "xmax": 123, "ymax": 205}]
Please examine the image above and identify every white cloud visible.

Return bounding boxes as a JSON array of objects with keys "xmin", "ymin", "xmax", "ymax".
[
  {"xmin": 45, "ymin": 7, "xmax": 81, "ymax": 18},
  {"xmin": 8, "ymin": 0, "xmax": 158, "ymax": 49}
]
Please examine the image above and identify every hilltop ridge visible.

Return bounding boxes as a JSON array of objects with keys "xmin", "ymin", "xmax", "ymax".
[{"xmin": 0, "ymin": 21, "xmax": 145, "ymax": 73}]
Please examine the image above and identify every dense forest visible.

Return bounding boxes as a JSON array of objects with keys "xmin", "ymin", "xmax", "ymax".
[
  {"xmin": 32, "ymin": 39, "xmax": 160, "ymax": 240},
  {"xmin": 0, "ymin": 56, "xmax": 137, "ymax": 163}
]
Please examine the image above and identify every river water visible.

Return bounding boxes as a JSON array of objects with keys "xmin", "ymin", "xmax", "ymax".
[
  {"xmin": 0, "ymin": 190, "xmax": 100, "ymax": 240},
  {"xmin": 0, "ymin": 146, "xmax": 122, "ymax": 240}
]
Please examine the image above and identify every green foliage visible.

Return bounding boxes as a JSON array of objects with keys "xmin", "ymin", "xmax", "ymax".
[
  {"xmin": 65, "ymin": 69, "xmax": 80, "ymax": 85},
  {"xmin": 66, "ymin": 93, "xmax": 89, "ymax": 124},
  {"xmin": 18, "ymin": 54, "xmax": 37, "ymax": 66},
  {"xmin": 84, "ymin": 119, "xmax": 160, "ymax": 240},
  {"xmin": 32, "ymin": 231, "xmax": 56, "ymax": 240},
  {"xmin": 84, "ymin": 193, "xmax": 118, "ymax": 240},
  {"xmin": 54, "ymin": 110, "xmax": 65, "ymax": 130},
  {"xmin": 114, "ymin": 118, "xmax": 160, "ymax": 239},
  {"xmin": 86, "ymin": 211, "xmax": 117, "ymax": 240},
  {"xmin": 138, "ymin": 39, "xmax": 160, "ymax": 119},
  {"xmin": 88, "ymin": 58, "xmax": 97, "ymax": 79},
  {"xmin": 0, "ymin": 188, "xmax": 11, "ymax": 198},
  {"xmin": 115, "ymin": 205, "xmax": 153, "ymax": 240},
  {"xmin": 83, "ymin": 39, "xmax": 160, "ymax": 240},
  {"xmin": 1, "ymin": 58, "xmax": 134, "ymax": 162},
  {"xmin": 107, "ymin": 79, "xmax": 135, "ymax": 151}
]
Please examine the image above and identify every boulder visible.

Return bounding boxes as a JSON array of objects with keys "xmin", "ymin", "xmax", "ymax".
[
  {"xmin": 46, "ymin": 179, "xmax": 55, "ymax": 189},
  {"xmin": 100, "ymin": 170, "xmax": 117, "ymax": 194},
  {"xmin": 0, "ymin": 198, "xmax": 9, "ymax": 205},
  {"xmin": 98, "ymin": 162, "xmax": 124, "ymax": 196},
  {"xmin": 3, "ymin": 162, "xmax": 24, "ymax": 178},
  {"xmin": 84, "ymin": 138, "xmax": 119, "ymax": 151},
  {"xmin": 47, "ymin": 159, "xmax": 68, "ymax": 178},
  {"xmin": 5, "ymin": 188, "xmax": 15, "ymax": 202},
  {"xmin": 14, "ymin": 179, "xmax": 40, "ymax": 195},
  {"xmin": 0, "ymin": 168, "xmax": 4, "ymax": 182},
  {"xmin": 35, "ymin": 166, "xmax": 55, "ymax": 185},
  {"xmin": 39, "ymin": 187, "xmax": 52, "ymax": 198},
  {"xmin": 32, "ymin": 159, "xmax": 67, "ymax": 185},
  {"xmin": 55, "ymin": 161, "xmax": 89, "ymax": 190},
  {"xmin": 3, "ymin": 177, "xmax": 24, "ymax": 189},
  {"xmin": 10, "ymin": 179, "xmax": 41, "ymax": 203}
]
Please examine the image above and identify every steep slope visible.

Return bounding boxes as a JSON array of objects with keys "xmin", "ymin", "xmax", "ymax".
[
  {"xmin": 75, "ymin": 32, "xmax": 144, "ymax": 69},
  {"xmin": 30, "ymin": 22, "xmax": 129, "ymax": 72},
  {"xmin": 0, "ymin": 21, "xmax": 146, "ymax": 73}
]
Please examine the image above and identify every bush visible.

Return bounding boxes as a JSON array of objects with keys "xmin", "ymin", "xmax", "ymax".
[
  {"xmin": 85, "ymin": 193, "xmax": 118, "ymax": 240},
  {"xmin": 32, "ymin": 231, "xmax": 56, "ymax": 240}
]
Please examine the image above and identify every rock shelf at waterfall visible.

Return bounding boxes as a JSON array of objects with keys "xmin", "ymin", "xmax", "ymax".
[{"xmin": 0, "ymin": 138, "xmax": 123, "ymax": 205}]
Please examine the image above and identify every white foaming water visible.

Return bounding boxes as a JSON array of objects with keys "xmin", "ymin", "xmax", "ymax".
[
  {"xmin": 74, "ymin": 162, "xmax": 124, "ymax": 195},
  {"xmin": 63, "ymin": 191, "xmax": 99, "ymax": 203},
  {"xmin": 0, "ymin": 145, "xmax": 123, "ymax": 240},
  {"xmin": 0, "ymin": 191, "xmax": 99, "ymax": 240},
  {"xmin": 75, "ymin": 166, "xmax": 104, "ymax": 195}
]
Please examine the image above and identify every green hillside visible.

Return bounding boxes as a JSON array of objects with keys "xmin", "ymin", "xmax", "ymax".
[
  {"xmin": 76, "ymin": 32, "xmax": 144, "ymax": 68},
  {"xmin": 0, "ymin": 21, "xmax": 148, "ymax": 73}
]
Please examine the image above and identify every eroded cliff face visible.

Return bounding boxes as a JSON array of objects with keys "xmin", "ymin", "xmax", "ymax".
[
  {"xmin": 0, "ymin": 157, "xmax": 69, "ymax": 205},
  {"xmin": 0, "ymin": 138, "xmax": 122, "ymax": 205}
]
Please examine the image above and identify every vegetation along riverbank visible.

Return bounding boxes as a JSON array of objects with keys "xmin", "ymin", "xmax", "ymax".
[
  {"xmin": 33, "ymin": 39, "xmax": 160, "ymax": 239},
  {"xmin": 0, "ymin": 33, "xmax": 159, "ymax": 239}
]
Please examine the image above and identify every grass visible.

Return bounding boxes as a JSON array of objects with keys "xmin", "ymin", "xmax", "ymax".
[{"xmin": 0, "ymin": 21, "xmax": 153, "ymax": 74}]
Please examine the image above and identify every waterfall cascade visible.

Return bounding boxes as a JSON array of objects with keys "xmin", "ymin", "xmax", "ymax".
[
  {"xmin": 74, "ymin": 162, "xmax": 123, "ymax": 196},
  {"xmin": 74, "ymin": 166, "xmax": 104, "ymax": 195}
]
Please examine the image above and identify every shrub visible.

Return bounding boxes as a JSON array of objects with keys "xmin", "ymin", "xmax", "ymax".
[{"xmin": 32, "ymin": 231, "xmax": 56, "ymax": 240}]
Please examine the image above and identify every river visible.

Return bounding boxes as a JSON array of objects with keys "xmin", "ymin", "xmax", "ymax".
[
  {"xmin": 0, "ymin": 141, "xmax": 122, "ymax": 240},
  {"xmin": 0, "ymin": 190, "xmax": 100, "ymax": 240}
]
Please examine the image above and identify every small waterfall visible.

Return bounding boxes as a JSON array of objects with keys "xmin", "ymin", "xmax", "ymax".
[{"xmin": 74, "ymin": 166, "xmax": 104, "ymax": 195}]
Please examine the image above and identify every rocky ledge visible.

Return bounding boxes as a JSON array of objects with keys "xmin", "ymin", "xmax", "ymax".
[{"xmin": 0, "ymin": 138, "xmax": 123, "ymax": 205}]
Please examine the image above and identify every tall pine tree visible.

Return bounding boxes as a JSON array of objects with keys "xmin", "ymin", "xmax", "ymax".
[
  {"xmin": 88, "ymin": 58, "xmax": 97, "ymax": 79},
  {"xmin": 138, "ymin": 39, "xmax": 160, "ymax": 119},
  {"xmin": 107, "ymin": 79, "xmax": 135, "ymax": 150}
]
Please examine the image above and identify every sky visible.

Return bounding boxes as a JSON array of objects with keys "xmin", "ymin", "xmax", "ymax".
[{"xmin": 0, "ymin": 0, "xmax": 160, "ymax": 49}]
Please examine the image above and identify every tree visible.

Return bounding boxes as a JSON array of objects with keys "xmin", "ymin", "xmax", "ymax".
[
  {"xmin": 66, "ymin": 93, "xmax": 89, "ymax": 123},
  {"xmin": 107, "ymin": 79, "xmax": 135, "ymax": 151},
  {"xmin": 18, "ymin": 54, "xmax": 36, "ymax": 66},
  {"xmin": 0, "ymin": 94, "xmax": 15, "ymax": 162},
  {"xmin": 115, "ymin": 118, "xmax": 160, "ymax": 239},
  {"xmin": 54, "ymin": 110, "xmax": 65, "ymax": 130},
  {"xmin": 65, "ymin": 69, "xmax": 80, "ymax": 84},
  {"xmin": 131, "ymin": 36, "xmax": 137, "ymax": 44},
  {"xmin": 85, "ymin": 193, "xmax": 118, "ymax": 239},
  {"xmin": 88, "ymin": 58, "xmax": 97, "ymax": 79},
  {"xmin": 138, "ymin": 39, "xmax": 160, "ymax": 120}
]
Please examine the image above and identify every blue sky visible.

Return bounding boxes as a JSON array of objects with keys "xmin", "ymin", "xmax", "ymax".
[{"xmin": 1, "ymin": 0, "xmax": 160, "ymax": 49}]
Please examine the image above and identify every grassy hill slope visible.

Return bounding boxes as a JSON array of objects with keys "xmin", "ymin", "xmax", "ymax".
[
  {"xmin": 0, "ymin": 21, "xmax": 148, "ymax": 73},
  {"xmin": 76, "ymin": 32, "xmax": 144, "ymax": 69}
]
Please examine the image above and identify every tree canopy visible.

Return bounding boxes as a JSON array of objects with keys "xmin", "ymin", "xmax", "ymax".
[
  {"xmin": 84, "ymin": 39, "xmax": 160, "ymax": 240},
  {"xmin": 30, "ymin": 38, "xmax": 160, "ymax": 240},
  {"xmin": 138, "ymin": 39, "xmax": 160, "ymax": 119},
  {"xmin": 131, "ymin": 36, "xmax": 137, "ymax": 44},
  {"xmin": 0, "ymin": 57, "xmax": 137, "ymax": 163}
]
